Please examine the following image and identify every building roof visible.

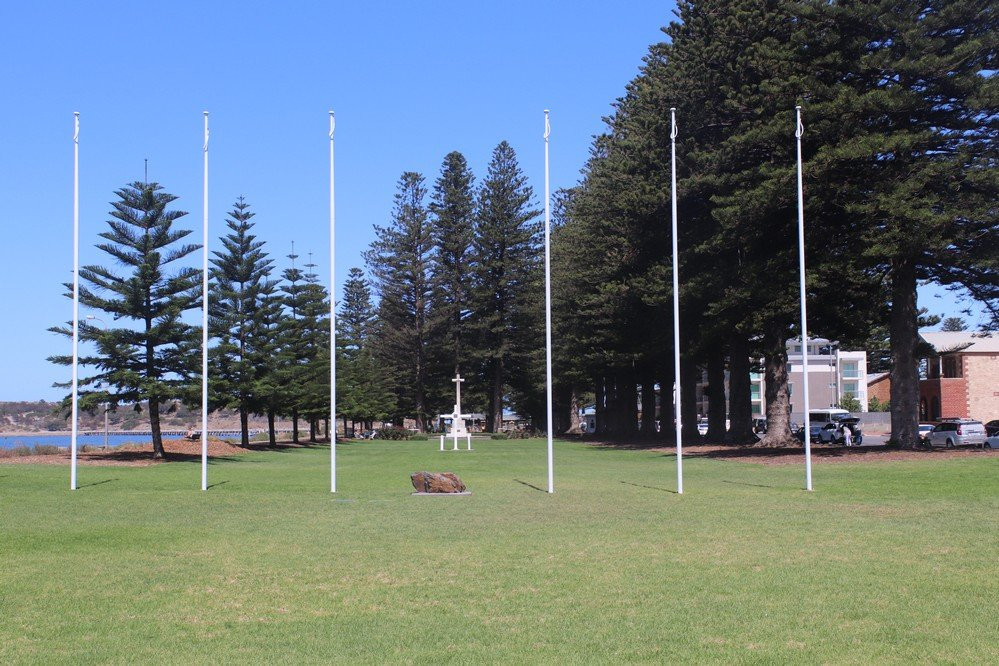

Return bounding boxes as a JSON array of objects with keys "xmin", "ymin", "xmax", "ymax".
[
  {"xmin": 919, "ymin": 331, "xmax": 999, "ymax": 354},
  {"xmin": 866, "ymin": 372, "xmax": 889, "ymax": 385}
]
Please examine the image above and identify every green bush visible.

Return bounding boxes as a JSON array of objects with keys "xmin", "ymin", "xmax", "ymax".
[
  {"xmin": 32, "ymin": 444, "xmax": 64, "ymax": 455},
  {"xmin": 374, "ymin": 427, "xmax": 410, "ymax": 441},
  {"xmin": 408, "ymin": 433, "xmax": 429, "ymax": 441},
  {"xmin": 490, "ymin": 433, "xmax": 508, "ymax": 440},
  {"xmin": 0, "ymin": 444, "xmax": 33, "ymax": 458}
]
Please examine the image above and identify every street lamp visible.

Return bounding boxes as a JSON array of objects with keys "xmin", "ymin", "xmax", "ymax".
[{"xmin": 85, "ymin": 315, "xmax": 109, "ymax": 448}]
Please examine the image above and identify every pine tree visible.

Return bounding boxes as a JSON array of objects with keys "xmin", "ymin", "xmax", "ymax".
[
  {"xmin": 276, "ymin": 244, "xmax": 307, "ymax": 442},
  {"xmin": 471, "ymin": 142, "xmax": 542, "ymax": 432},
  {"xmin": 337, "ymin": 267, "xmax": 394, "ymax": 431},
  {"xmin": 941, "ymin": 317, "xmax": 969, "ymax": 332},
  {"xmin": 365, "ymin": 173, "xmax": 435, "ymax": 431},
  {"xmin": 48, "ymin": 182, "xmax": 201, "ymax": 458},
  {"xmin": 429, "ymin": 151, "xmax": 477, "ymax": 407},
  {"xmin": 297, "ymin": 255, "xmax": 331, "ymax": 440},
  {"xmin": 208, "ymin": 197, "xmax": 277, "ymax": 447},
  {"xmin": 830, "ymin": 0, "xmax": 998, "ymax": 447}
]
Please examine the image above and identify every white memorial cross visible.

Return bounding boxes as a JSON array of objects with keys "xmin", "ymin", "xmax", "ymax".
[{"xmin": 440, "ymin": 373, "xmax": 473, "ymax": 451}]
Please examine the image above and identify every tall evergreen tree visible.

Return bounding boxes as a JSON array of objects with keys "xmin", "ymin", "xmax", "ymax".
[
  {"xmin": 429, "ymin": 151, "xmax": 476, "ymax": 401},
  {"xmin": 48, "ymin": 182, "xmax": 200, "ymax": 458},
  {"xmin": 365, "ymin": 173, "xmax": 435, "ymax": 430},
  {"xmin": 208, "ymin": 197, "xmax": 277, "ymax": 447},
  {"xmin": 471, "ymin": 142, "xmax": 542, "ymax": 432},
  {"xmin": 297, "ymin": 255, "xmax": 331, "ymax": 440},
  {"xmin": 337, "ymin": 267, "xmax": 394, "ymax": 431},
  {"xmin": 276, "ymin": 244, "xmax": 307, "ymax": 442}
]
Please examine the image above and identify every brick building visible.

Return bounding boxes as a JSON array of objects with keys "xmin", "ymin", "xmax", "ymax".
[
  {"xmin": 867, "ymin": 372, "xmax": 891, "ymax": 405},
  {"xmin": 919, "ymin": 332, "xmax": 999, "ymax": 422}
]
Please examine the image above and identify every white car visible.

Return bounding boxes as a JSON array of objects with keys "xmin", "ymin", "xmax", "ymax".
[
  {"xmin": 697, "ymin": 418, "xmax": 708, "ymax": 436},
  {"xmin": 928, "ymin": 420, "xmax": 987, "ymax": 448}
]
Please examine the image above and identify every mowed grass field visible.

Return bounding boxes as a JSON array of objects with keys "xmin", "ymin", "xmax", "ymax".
[{"xmin": 1, "ymin": 439, "xmax": 997, "ymax": 664}]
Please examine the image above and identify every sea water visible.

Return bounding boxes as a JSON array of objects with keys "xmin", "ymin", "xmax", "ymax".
[{"xmin": 0, "ymin": 433, "xmax": 156, "ymax": 450}]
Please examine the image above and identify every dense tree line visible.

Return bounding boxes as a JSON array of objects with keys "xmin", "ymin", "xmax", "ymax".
[{"xmin": 553, "ymin": 0, "xmax": 997, "ymax": 447}]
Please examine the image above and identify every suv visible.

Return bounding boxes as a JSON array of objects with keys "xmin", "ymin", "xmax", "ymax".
[{"xmin": 928, "ymin": 419, "xmax": 987, "ymax": 448}]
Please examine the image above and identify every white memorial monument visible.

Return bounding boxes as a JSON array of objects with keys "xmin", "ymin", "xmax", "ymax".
[{"xmin": 440, "ymin": 373, "xmax": 473, "ymax": 451}]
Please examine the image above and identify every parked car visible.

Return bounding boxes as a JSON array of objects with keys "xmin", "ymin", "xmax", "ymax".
[
  {"xmin": 986, "ymin": 431, "xmax": 998, "ymax": 449},
  {"xmin": 795, "ymin": 425, "xmax": 823, "ymax": 444},
  {"xmin": 697, "ymin": 418, "xmax": 709, "ymax": 436},
  {"xmin": 918, "ymin": 423, "xmax": 935, "ymax": 443},
  {"xmin": 984, "ymin": 419, "xmax": 999, "ymax": 436},
  {"xmin": 928, "ymin": 419, "xmax": 988, "ymax": 448}
]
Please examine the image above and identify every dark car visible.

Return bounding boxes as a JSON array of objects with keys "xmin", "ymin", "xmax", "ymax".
[
  {"xmin": 985, "ymin": 420, "xmax": 999, "ymax": 437},
  {"xmin": 795, "ymin": 425, "xmax": 823, "ymax": 444}
]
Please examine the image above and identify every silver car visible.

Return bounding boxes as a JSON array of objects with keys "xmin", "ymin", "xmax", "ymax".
[{"xmin": 928, "ymin": 420, "xmax": 987, "ymax": 448}]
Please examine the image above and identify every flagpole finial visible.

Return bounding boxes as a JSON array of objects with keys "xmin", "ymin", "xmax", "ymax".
[
  {"xmin": 329, "ymin": 110, "xmax": 335, "ymax": 138},
  {"xmin": 73, "ymin": 112, "xmax": 79, "ymax": 142},
  {"xmin": 670, "ymin": 108, "xmax": 678, "ymax": 141},
  {"xmin": 544, "ymin": 110, "xmax": 551, "ymax": 141},
  {"xmin": 203, "ymin": 112, "xmax": 209, "ymax": 152},
  {"xmin": 796, "ymin": 107, "xmax": 804, "ymax": 139}
]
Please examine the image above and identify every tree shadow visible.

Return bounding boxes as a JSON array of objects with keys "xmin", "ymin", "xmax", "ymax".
[
  {"xmin": 619, "ymin": 480, "xmax": 678, "ymax": 494},
  {"xmin": 513, "ymin": 479, "xmax": 547, "ymax": 493}
]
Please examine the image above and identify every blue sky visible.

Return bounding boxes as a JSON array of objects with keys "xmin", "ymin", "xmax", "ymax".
[{"xmin": 0, "ymin": 1, "xmax": 983, "ymax": 402}]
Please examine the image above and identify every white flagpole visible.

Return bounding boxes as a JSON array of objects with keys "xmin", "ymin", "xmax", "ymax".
[
  {"xmin": 201, "ymin": 111, "xmax": 209, "ymax": 491},
  {"xmin": 670, "ymin": 108, "xmax": 683, "ymax": 495},
  {"xmin": 70, "ymin": 112, "xmax": 80, "ymax": 491},
  {"xmin": 795, "ymin": 106, "xmax": 813, "ymax": 491},
  {"xmin": 329, "ymin": 111, "xmax": 337, "ymax": 493},
  {"xmin": 544, "ymin": 110, "xmax": 554, "ymax": 494}
]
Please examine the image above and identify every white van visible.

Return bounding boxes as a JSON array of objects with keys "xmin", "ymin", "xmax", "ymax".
[{"xmin": 809, "ymin": 409, "xmax": 850, "ymax": 424}]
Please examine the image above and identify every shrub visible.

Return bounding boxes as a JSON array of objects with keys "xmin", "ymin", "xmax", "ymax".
[
  {"xmin": 0, "ymin": 445, "xmax": 33, "ymax": 458},
  {"xmin": 490, "ymin": 433, "xmax": 508, "ymax": 440},
  {"xmin": 374, "ymin": 426, "xmax": 410, "ymax": 441},
  {"xmin": 408, "ymin": 433, "xmax": 429, "ymax": 441},
  {"xmin": 32, "ymin": 444, "xmax": 64, "ymax": 455}
]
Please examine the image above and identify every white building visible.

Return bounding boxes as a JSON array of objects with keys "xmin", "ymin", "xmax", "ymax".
[{"xmin": 696, "ymin": 338, "xmax": 868, "ymax": 421}]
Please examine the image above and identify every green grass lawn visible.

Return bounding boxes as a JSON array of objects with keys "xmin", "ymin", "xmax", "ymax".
[{"xmin": 2, "ymin": 440, "xmax": 997, "ymax": 664}]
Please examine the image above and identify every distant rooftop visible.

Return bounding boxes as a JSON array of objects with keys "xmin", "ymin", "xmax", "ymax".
[{"xmin": 920, "ymin": 331, "xmax": 999, "ymax": 354}]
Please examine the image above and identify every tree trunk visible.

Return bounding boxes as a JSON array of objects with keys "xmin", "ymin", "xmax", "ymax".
[
  {"xmin": 240, "ymin": 408, "xmax": 250, "ymax": 448},
  {"xmin": 569, "ymin": 383, "xmax": 583, "ymax": 433},
  {"xmin": 267, "ymin": 409, "xmax": 276, "ymax": 446},
  {"xmin": 760, "ymin": 328, "xmax": 795, "ymax": 446},
  {"xmin": 589, "ymin": 375, "xmax": 607, "ymax": 435},
  {"xmin": 490, "ymin": 359, "xmax": 504, "ymax": 433},
  {"xmin": 890, "ymin": 259, "xmax": 920, "ymax": 448},
  {"xmin": 309, "ymin": 418, "xmax": 316, "ymax": 443},
  {"xmin": 292, "ymin": 409, "xmax": 299, "ymax": 444},
  {"xmin": 621, "ymin": 367, "xmax": 638, "ymax": 437},
  {"xmin": 705, "ymin": 347, "xmax": 727, "ymax": 442},
  {"xmin": 641, "ymin": 372, "xmax": 656, "ymax": 436},
  {"xmin": 149, "ymin": 398, "xmax": 164, "ymax": 458},
  {"xmin": 727, "ymin": 333, "xmax": 754, "ymax": 443},
  {"xmin": 324, "ymin": 418, "xmax": 330, "ymax": 441},
  {"xmin": 659, "ymin": 361, "xmax": 674, "ymax": 441},
  {"xmin": 680, "ymin": 356, "xmax": 699, "ymax": 443}
]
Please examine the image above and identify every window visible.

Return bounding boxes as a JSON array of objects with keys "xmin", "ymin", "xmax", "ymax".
[
  {"xmin": 752, "ymin": 404, "xmax": 762, "ymax": 416},
  {"xmin": 942, "ymin": 356, "xmax": 962, "ymax": 378},
  {"xmin": 793, "ymin": 345, "xmax": 801, "ymax": 353},
  {"xmin": 750, "ymin": 385, "xmax": 761, "ymax": 400},
  {"xmin": 841, "ymin": 361, "xmax": 858, "ymax": 379},
  {"xmin": 843, "ymin": 381, "xmax": 858, "ymax": 394}
]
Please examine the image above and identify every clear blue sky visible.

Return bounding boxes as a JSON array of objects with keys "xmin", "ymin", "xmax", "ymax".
[{"xmin": 0, "ymin": 1, "xmax": 982, "ymax": 402}]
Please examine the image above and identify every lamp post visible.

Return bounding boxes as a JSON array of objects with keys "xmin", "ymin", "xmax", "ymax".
[{"xmin": 85, "ymin": 315, "xmax": 108, "ymax": 447}]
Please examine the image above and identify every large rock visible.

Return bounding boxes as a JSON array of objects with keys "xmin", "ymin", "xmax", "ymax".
[{"xmin": 411, "ymin": 471, "xmax": 467, "ymax": 493}]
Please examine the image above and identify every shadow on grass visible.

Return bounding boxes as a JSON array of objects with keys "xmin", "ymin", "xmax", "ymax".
[
  {"xmin": 619, "ymin": 480, "xmax": 678, "ymax": 494},
  {"xmin": 207, "ymin": 480, "xmax": 230, "ymax": 489},
  {"xmin": 514, "ymin": 479, "xmax": 547, "ymax": 493},
  {"xmin": 722, "ymin": 479, "xmax": 777, "ymax": 489},
  {"xmin": 78, "ymin": 478, "xmax": 116, "ymax": 488}
]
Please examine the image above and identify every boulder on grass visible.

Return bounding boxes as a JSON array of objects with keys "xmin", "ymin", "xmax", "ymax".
[{"xmin": 411, "ymin": 471, "xmax": 466, "ymax": 493}]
